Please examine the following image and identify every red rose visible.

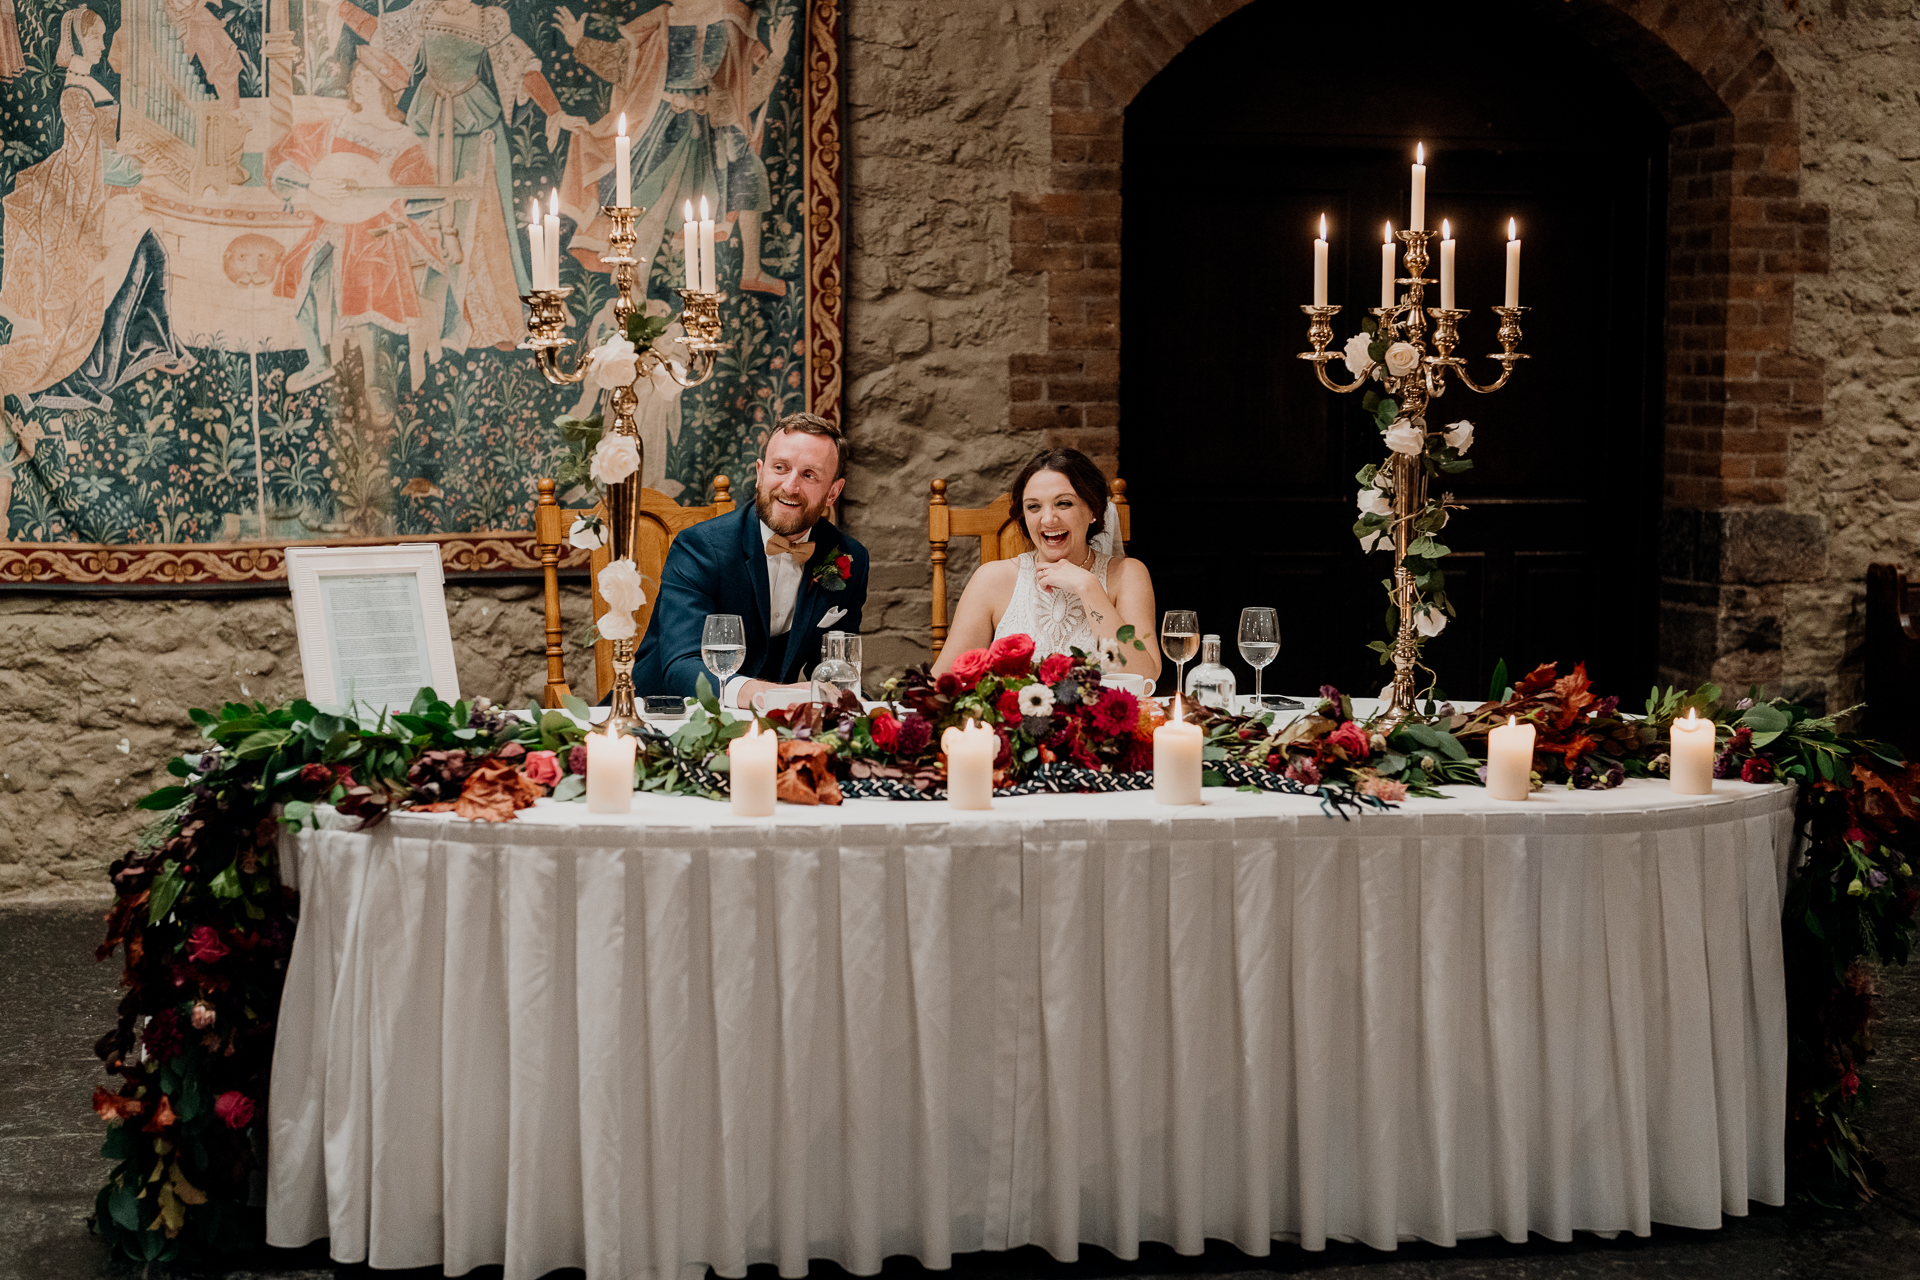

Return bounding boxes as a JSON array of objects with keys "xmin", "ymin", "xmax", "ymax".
[
  {"xmin": 298, "ymin": 763, "xmax": 333, "ymax": 789},
  {"xmin": 987, "ymin": 633, "xmax": 1036, "ymax": 677},
  {"xmin": 214, "ymin": 1090, "xmax": 256, "ymax": 1130},
  {"xmin": 1038, "ymin": 653, "xmax": 1074, "ymax": 685},
  {"xmin": 1327, "ymin": 721, "xmax": 1372, "ymax": 759},
  {"xmin": 524, "ymin": 750, "xmax": 563, "ymax": 787},
  {"xmin": 185, "ymin": 925, "xmax": 229, "ymax": 965},
  {"xmin": 868, "ymin": 711, "xmax": 901, "ymax": 751},
  {"xmin": 950, "ymin": 648, "xmax": 993, "ymax": 690},
  {"xmin": 1740, "ymin": 757, "xmax": 1774, "ymax": 784},
  {"xmin": 835, "ymin": 554, "xmax": 852, "ymax": 577},
  {"xmin": 996, "ymin": 689, "xmax": 1023, "ymax": 722}
]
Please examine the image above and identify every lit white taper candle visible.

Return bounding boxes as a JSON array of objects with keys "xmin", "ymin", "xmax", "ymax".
[
  {"xmin": 698, "ymin": 195, "xmax": 717, "ymax": 294},
  {"xmin": 1485, "ymin": 715, "xmax": 1535, "ymax": 801},
  {"xmin": 527, "ymin": 198, "xmax": 547, "ymax": 290},
  {"xmin": 1313, "ymin": 214, "xmax": 1328, "ymax": 308},
  {"xmin": 683, "ymin": 200, "xmax": 698, "ymax": 292},
  {"xmin": 1410, "ymin": 142, "xmax": 1427, "ymax": 233},
  {"xmin": 1381, "ymin": 222, "xmax": 1395, "ymax": 309},
  {"xmin": 1439, "ymin": 218, "xmax": 1456, "ymax": 310},
  {"xmin": 1505, "ymin": 218, "xmax": 1521, "ymax": 308},
  {"xmin": 1670, "ymin": 707, "xmax": 1715, "ymax": 795},
  {"xmin": 614, "ymin": 112, "xmax": 631, "ymax": 207},
  {"xmin": 1153, "ymin": 696, "xmax": 1204, "ymax": 806}
]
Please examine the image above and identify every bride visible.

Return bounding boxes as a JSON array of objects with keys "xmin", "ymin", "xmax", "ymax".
[{"xmin": 932, "ymin": 447, "xmax": 1161, "ymax": 683}]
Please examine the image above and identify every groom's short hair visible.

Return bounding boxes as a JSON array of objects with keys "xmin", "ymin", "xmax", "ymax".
[{"xmin": 765, "ymin": 412, "xmax": 848, "ymax": 481}]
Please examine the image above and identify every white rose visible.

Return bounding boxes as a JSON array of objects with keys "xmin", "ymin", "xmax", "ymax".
[
  {"xmin": 597, "ymin": 556, "xmax": 647, "ymax": 613},
  {"xmin": 1383, "ymin": 341, "xmax": 1421, "ymax": 378},
  {"xmin": 1413, "ymin": 605, "xmax": 1447, "ymax": 638},
  {"xmin": 1443, "ymin": 419, "xmax": 1474, "ymax": 453},
  {"xmin": 1384, "ymin": 421, "xmax": 1426, "ymax": 456},
  {"xmin": 1359, "ymin": 529, "xmax": 1391, "ymax": 552},
  {"xmin": 586, "ymin": 334, "xmax": 640, "ymax": 391},
  {"xmin": 1356, "ymin": 487, "xmax": 1392, "ymax": 517},
  {"xmin": 568, "ymin": 517, "xmax": 605, "ymax": 551},
  {"xmin": 1342, "ymin": 333, "xmax": 1373, "ymax": 377},
  {"xmin": 596, "ymin": 607, "xmax": 637, "ymax": 641},
  {"xmin": 589, "ymin": 432, "xmax": 640, "ymax": 486}
]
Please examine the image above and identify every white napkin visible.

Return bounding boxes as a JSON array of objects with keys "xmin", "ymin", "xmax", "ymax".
[{"xmin": 818, "ymin": 606, "xmax": 847, "ymax": 628}]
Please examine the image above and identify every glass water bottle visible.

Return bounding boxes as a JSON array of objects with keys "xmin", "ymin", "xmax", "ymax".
[
  {"xmin": 811, "ymin": 631, "xmax": 862, "ymax": 705},
  {"xmin": 1184, "ymin": 634, "xmax": 1237, "ymax": 711}
]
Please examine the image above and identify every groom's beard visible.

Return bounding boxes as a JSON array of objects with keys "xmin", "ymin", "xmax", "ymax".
[{"xmin": 755, "ymin": 485, "xmax": 831, "ymax": 537}]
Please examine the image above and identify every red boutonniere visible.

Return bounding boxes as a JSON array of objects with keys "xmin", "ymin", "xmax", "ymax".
[{"xmin": 812, "ymin": 546, "xmax": 853, "ymax": 593}]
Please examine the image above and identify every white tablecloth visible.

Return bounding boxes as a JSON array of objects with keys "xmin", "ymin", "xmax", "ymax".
[{"xmin": 266, "ymin": 780, "xmax": 1797, "ymax": 1280}]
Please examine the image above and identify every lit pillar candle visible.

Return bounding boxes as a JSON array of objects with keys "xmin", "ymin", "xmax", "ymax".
[
  {"xmin": 942, "ymin": 719, "xmax": 995, "ymax": 810},
  {"xmin": 729, "ymin": 720, "xmax": 778, "ymax": 816},
  {"xmin": 585, "ymin": 723, "xmax": 636, "ymax": 814},
  {"xmin": 683, "ymin": 200, "xmax": 698, "ymax": 292},
  {"xmin": 1486, "ymin": 715, "xmax": 1535, "ymax": 800},
  {"xmin": 1313, "ymin": 214, "xmax": 1328, "ymax": 308},
  {"xmin": 545, "ymin": 190, "xmax": 561, "ymax": 290},
  {"xmin": 698, "ymin": 195, "xmax": 717, "ymax": 294},
  {"xmin": 1670, "ymin": 707, "xmax": 1716, "ymax": 795},
  {"xmin": 1381, "ymin": 222, "xmax": 1395, "ymax": 309},
  {"xmin": 614, "ymin": 113, "xmax": 631, "ymax": 207},
  {"xmin": 1439, "ymin": 218, "xmax": 1456, "ymax": 310},
  {"xmin": 1410, "ymin": 142, "xmax": 1426, "ymax": 233},
  {"xmin": 1153, "ymin": 698, "xmax": 1204, "ymax": 806},
  {"xmin": 1505, "ymin": 218, "xmax": 1521, "ymax": 308},
  {"xmin": 527, "ymin": 198, "xmax": 547, "ymax": 291}
]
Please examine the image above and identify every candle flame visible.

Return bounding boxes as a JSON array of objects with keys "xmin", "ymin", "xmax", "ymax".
[
  {"xmin": 1507, "ymin": 715, "xmax": 1515, "ymax": 728},
  {"xmin": 618, "ymin": 112, "xmax": 627, "ymax": 136},
  {"xmin": 1416, "ymin": 142, "xmax": 1424, "ymax": 165},
  {"xmin": 603, "ymin": 718, "xmax": 619, "ymax": 741},
  {"xmin": 1442, "ymin": 218, "xmax": 1451, "ymax": 241},
  {"xmin": 1686, "ymin": 707, "xmax": 1698, "ymax": 722},
  {"xmin": 1318, "ymin": 213, "xmax": 1327, "ymax": 241},
  {"xmin": 684, "ymin": 199, "xmax": 695, "ymax": 222},
  {"xmin": 699, "ymin": 195, "xmax": 710, "ymax": 221},
  {"xmin": 1384, "ymin": 221, "xmax": 1393, "ymax": 243},
  {"xmin": 529, "ymin": 198, "xmax": 539, "ymax": 225},
  {"xmin": 1173, "ymin": 694, "xmax": 1185, "ymax": 725},
  {"xmin": 549, "ymin": 189, "xmax": 558, "ymax": 217},
  {"xmin": 1509, "ymin": 218, "xmax": 1517, "ymax": 241}
]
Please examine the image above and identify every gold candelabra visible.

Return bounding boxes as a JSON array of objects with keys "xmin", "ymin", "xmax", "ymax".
[
  {"xmin": 521, "ymin": 203, "xmax": 727, "ymax": 728},
  {"xmin": 1300, "ymin": 227, "xmax": 1529, "ymax": 724}
]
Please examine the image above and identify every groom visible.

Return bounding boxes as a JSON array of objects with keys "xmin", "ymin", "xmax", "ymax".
[{"xmin": 634, "ymin": 413, "xmax": 869, "ymax": 707}]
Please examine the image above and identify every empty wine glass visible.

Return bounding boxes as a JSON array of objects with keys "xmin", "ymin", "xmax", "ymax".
[
  {"xmin": 701, "ymin": 614, "xmax": 745, "ymax": 701},
  {"xmin": 1160, "ymin": 610, "xmax": 1199, "ymax": 708},
  {"xmin": 1238, "ymin": 608, "xmax": 1280, "ymax": 709}
]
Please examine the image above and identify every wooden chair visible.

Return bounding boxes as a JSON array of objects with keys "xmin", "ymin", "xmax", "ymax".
[
  {"xmin": 1865, "ymin": 562, "xmax": 1920, "ymax": 763},
  {"xmin": 927, "ymin": 476, "xmax": 1130, "ymax": 659},
  {"xmin": 536, "ymin": 475, "xmax": 734, "ymax": 706}
]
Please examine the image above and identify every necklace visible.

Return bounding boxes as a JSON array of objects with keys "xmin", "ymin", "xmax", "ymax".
[{"xmin": 1079, "ymin": 546, "xmax": 1095, "ymax": 570}]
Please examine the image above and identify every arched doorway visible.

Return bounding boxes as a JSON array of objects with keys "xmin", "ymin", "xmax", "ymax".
[{"xmin": 1119, "ymin": 0, "xmax": 1670, "ymax": 699}]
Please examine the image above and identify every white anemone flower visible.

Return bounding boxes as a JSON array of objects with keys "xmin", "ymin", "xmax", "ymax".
[{"xmin": 1018, "ymin": 684, "xmax": 1056, "ymax": 716}]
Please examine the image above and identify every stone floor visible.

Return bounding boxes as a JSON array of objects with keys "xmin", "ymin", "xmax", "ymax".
[{"xmin": 4, "ymin": 900, "xmax": 1917, "ymax": 1280}]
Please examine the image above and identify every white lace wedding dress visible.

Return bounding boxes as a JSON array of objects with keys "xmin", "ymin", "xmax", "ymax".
[{"xmin": 992, "ymin": 550, "xmax": 1112, "ymax": 659}]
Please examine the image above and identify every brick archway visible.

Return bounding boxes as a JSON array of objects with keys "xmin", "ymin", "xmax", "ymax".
[{"xmin": 1009, "ymin": 0, "xmax": 1831, "ymax": 690}]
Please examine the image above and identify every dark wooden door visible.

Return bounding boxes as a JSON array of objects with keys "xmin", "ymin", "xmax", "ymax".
[{"xmin": 1122, "ymin": 0, "xmax": 1668, "ymax": 702}]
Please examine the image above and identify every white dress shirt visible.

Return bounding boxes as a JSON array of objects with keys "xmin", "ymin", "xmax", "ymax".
[{"xmin": 726, "ymin": 519, "xmax": 810, "ymax": 707}]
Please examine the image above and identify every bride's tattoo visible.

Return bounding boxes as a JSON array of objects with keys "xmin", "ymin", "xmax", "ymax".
[{"xmin": 1090, "ymin": 609, "xmax": 1105, "ymax": 623}]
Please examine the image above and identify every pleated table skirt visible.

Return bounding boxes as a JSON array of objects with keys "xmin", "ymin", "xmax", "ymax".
[{"xmin": 266, "ymin": 781, "xmax": 1796, "ymax": 1280}]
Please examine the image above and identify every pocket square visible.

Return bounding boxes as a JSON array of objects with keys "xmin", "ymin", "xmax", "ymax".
[{"xmin": 818, "ymin": 606, "xmax": 847, "ymax": 628}]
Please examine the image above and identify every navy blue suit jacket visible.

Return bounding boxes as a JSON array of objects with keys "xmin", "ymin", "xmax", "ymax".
[{"xmin": 631, "ymin": 501, "xmax": 869, "ymax": 699}]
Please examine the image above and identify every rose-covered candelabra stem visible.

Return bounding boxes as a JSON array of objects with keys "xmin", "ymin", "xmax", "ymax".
[{"xmin": 1296, "ymin": 226, "xmax": 1531, "ymax": 725}]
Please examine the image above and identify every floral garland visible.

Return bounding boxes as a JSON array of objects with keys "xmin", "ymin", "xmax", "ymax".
[{"xmin": 91, "ymin": 658, "xmax": 1915, "ymax": 1260}]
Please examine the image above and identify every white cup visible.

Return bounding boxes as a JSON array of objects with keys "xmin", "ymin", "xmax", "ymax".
[
  {"xmin": 752, "ymin": 686, "xmax": 812, "ymax": 715},
  {"xmin": 1100, "ymin": 671, "xmax": 1156, "ymax": 698}
]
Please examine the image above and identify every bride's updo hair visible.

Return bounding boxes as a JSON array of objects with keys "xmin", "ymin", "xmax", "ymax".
[{"xmin": 1009, "ymin": 447, "xmax": 1107, "ymax": 545}]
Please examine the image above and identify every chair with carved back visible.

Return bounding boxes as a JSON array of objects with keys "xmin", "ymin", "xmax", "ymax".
[
  {"xmin": 535, "ymin": 475, "xmax": 734, "ymax": 706},
  {"xmin": 927, "ymin": 476, "xmax": 1130, "ymax": 659}
]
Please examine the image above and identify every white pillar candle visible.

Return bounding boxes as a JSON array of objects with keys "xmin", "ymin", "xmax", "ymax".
[
  {"xmin": 1485, "ymin": 715, "xmax": 1535, "ymax": 801},
  {"xmin": 698, "ymin": 195, "xmax": 717, "ymax": 294},
  {"xmin": 1153, "ymin": 699, "xmax": 1204, "ymax": 806},
  {"xmin": 527, "ymin": 199, "xmax": 547, "ymax": 291},
  {"xmin": 614, "ymin": 113, "xmax": 631, "ymax": 207},
  {"xmin": 544, "ymin": 190, "xmax": 561, "ymax": 291},
  {"xmin": 683, "ymin": 200, "xmax": 698, "ymax": 292},
  {"xmin": 942, "ymin": 719, "xmax": 995, "ymax": 810},
  {"xmin": 1410, "ymin": 142, "xmax": 1426, "ymax": 233},
  {"xmin": 585, "ymin": 724, "xmax": 635, "ymax": 814},
  {"xmin": 1439, "ymin": 219, "xmax": 1456, "ymax": 310},
  {"xmin": 1381, "ymin": 222, "xmax": 1395, "ymax": 309},
  {"xmin": 1313, "ymin": 214, "xmax": 1328, "ymax": 308},
  {"xmin": 1505, "ymin": 218, "xmax": 1521, "ymax": 308},
  {"xmin": 729, "ymin": 721, "xmax": 779, "ymax": 816},
  {"xmin": 1670, "ymin": 707, "xmax": 1716, "ymax": 795}
]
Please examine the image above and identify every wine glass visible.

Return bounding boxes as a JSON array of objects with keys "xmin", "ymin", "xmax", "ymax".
[
  {"xmin": 701, "ymin": 614, "xmax": 745, "ymax": 702},
  {"xmin": 1160, "ymin": 610, "xmax": 1199, "ymax": 708},
  {"xmin": 1238, "ymin": 608, "xmax": 1281, "ymax": 710}
]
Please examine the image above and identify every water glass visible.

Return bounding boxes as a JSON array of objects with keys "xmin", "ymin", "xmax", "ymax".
[
  {"xmin": 1160, "ymin": 610, "xmax": 1199, "ymax": 706},
  {"xmin": 1238, "ymin": 607, "xmax": 1280, "ymax": 706},
  {"xmin": 701, "ymin": 614, "xmax": 745, "ymax": 699}
]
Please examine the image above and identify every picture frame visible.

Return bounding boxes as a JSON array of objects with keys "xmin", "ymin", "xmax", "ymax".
[{"xmin": 285, "ymin": 543, "xmax": 459, "ymax": 712}]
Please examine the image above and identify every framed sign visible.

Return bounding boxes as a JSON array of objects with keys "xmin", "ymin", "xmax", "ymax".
[
  {"xmin": 286, "ymin": 543, "xmax": 458, "ymax": 711},
  {"xmin": 0, "ymin": 0, "xmax": 844, "ymax": 588}
]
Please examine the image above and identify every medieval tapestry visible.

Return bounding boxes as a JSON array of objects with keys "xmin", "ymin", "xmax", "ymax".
[{"xmin": 0, "ymin": 0, "xmax": 843, "ymax": 585}]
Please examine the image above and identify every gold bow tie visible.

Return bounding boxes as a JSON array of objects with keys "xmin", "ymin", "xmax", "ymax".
[{"xmin": 765, "ymin": 533, "xmax": 816, "ymax": 563}]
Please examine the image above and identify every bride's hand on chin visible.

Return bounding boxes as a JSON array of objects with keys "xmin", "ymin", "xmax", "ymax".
[{"xmin": 1032, "ymin": 555, "xmax": 1098, "ymax": 599}]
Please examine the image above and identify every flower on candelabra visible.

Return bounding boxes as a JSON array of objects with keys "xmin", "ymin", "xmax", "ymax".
[
  {"xmin": 1383, "ymin": 341, "xmax": 1421, "ymax": 378},
  {"xmin": 1383, "ymin": 420, "xmax": 1425, "ymax": 456},
  {"xmin": 1360, "ymin": 529, "xmax": 1391, "ymax": 552},
  {"xmin": 1357, "ymin": 487, "xmax": 1392, "ymax": 517},
  {"xmin": 598, "ymin": 557, "xmax": 646, "ymax": 613},
  {"xmin": 1412, "ymin": 604, "xmax": 1448, "ymax": 638},
  {"xmin": 586, "ymin": 334, "xmax": 640, "ymax": 391},
  {"xmin": 589, "ymin": 432, "xmax": 640, "ymax": 486},
  {"xmin": 596, "ymin": 608, "xmax": 637, "ymax": 642},
  {"xmin": 1343, "ymin": 333, "xmax": 1373, "ymax": 377},
  {"xmin": 568, "ymin": 516, "xmax": 606, "ymax": 550},
  {"xmin": 1443, "ymin": 419, "xmax": 1475, "ymax": 453}
]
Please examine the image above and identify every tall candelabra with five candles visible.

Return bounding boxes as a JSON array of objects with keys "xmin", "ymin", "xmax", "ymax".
[
  {"xmin": 1299, "ymin": 143, "xmax": 1531, "ymax": 724},
  {"xmin": 520, "ymin": 131, "xmax": 728, "ymax": 729}
]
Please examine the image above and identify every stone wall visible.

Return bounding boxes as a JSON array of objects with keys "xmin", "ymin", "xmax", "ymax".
[{"xmin": 5, "ymin": 0, "xmax": 1919, "ymax": 898}]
